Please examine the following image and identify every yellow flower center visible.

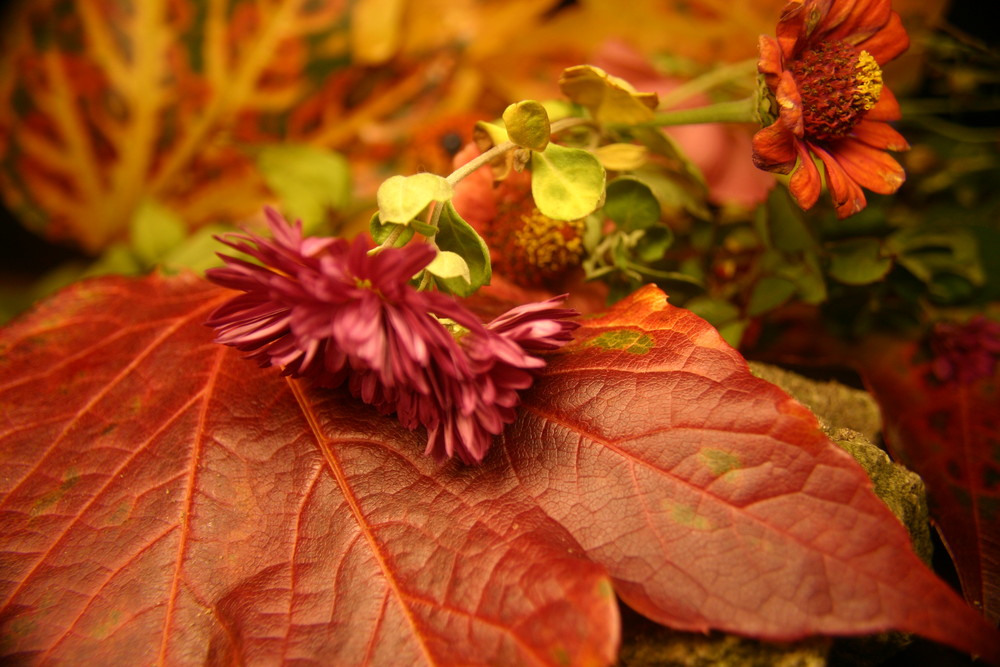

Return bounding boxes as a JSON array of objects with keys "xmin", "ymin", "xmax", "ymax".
[
  {"xmin": 488, "ymin": 205, "xmax": 585, "ymax": 289},
  {"xmin": 791, "ymin": 41, "xmax": 883, "ymax": 141},
  {"xmin": 514, "ymin": 211, "xmax": 584, "ymax": 276}
]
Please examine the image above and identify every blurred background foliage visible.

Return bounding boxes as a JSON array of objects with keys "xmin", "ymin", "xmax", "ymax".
[{"xmin": 0, "ymin": 0, "xmax": 995, "ymax": 344}]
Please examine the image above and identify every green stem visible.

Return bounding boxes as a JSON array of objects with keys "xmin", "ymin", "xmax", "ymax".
[
  {"xmin": 630, "ymin": 97, "xmax": 758, "ymax": 127},
  {"xmin": 369, "ymin": 223, "xmax": 405, "ymax": 254},
  {"xmin": 657, "ymin": 58, "xmax": 758, "ymax": 109},
  {"xmin": 446, "ymin": 141, "xmax": 516, "ymax": 187}
]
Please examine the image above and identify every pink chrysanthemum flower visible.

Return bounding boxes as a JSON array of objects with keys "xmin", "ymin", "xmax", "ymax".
[
  {"xmin": 362, "ymin": 297, "xmax": 579, "ymax": 464},
  {"xmin": 205, "ymin": 208, "xmax": 480, "ymax": 390},
  {"xmin": 929, "ymin": 316, "xmax": 1000, "ymax": 385},
  {"xmin": 205, "ymin": 208, "xmax": 578, "ymax": 464}
]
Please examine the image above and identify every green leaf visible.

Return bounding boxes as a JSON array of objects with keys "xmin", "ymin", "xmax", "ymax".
[
  {"xmin": 531, "ymin": 144, "xmax": 606, "ymax": 221},
  {"xmin": 130, "ymin": 199, "xmax": 186, "ymax": 266},
  {"xmin": 425, "ymin": 250, "xmax": 471, "ymax": 285},
  {"xmin": 369, "ymin": 212, "xmax": 415, "ymax": 246},
  {"xmin": 257, "ymin": 144, "xmax": 351, "ymax": 233},
  {"xmin": 502, "ymin": 100, "xmax": 550, "ymax": 152},
  {"xmin": 685, "ymin": 296, "xmax": 740, "ymax": 328},
  {"xmin": 160, "ymin": 224, "xmax": 231, "ymax": 274},
  {"xmin": 84, "ymin": 243, "xmax": 144, "ymax": 278},
  {"xmin": 434, "ymin": 202, "xmax": 491, "ymax": 297},
  {"xmin": 747, "ymin": 276, "xmax": 797, "ymax": 316},
  {"xmin": 377, "ymin": 173, "xmax": 454, "ymax": 225},
  {"xmin": 827, "ymin": 238, "xmax": 893, "ymax": 286},
  {"xmin": 635, "ymin": 225, "xmax": 673, "ymax": 262},
  {"xmin": 888, "ymin": 228, "xmax": 985, "ymax": 286},
  {"xmin": 604, "ymin": 177, "xmax": 661, "ymax": 232},
  {"xmin": 764, "ymin": 187, "xmax": 817, "ymax": 253}
]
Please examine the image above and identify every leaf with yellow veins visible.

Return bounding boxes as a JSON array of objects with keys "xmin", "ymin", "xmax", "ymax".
[{"xmin": 558, "ymin": 65, "xmax": 659, "ymax": 125}]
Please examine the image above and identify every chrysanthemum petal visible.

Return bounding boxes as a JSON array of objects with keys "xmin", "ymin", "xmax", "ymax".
[
  {"xmin": 813, "ymin": 145, "xmax": 867, "ymax": 218},
  {"xmin": 851, "ymin": 120, "xmax": 910, "ymax": 152},
  {"xmin": 753, "ymin": 122, "xmax": 798, "ymax": 174},
  {"xmin": 789, "ymin": 143, "xmax": 823, "ymax": 210},
  {"xmin": 829, "ymin": 138, "xmax": 906, "ymax": 195}
]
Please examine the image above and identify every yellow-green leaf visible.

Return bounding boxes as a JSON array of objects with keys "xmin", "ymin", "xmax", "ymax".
[
  {"xmin": 592, "ymin": 143, "xmax": 649, "ymax": 171},
  {"xmin": 257, "ymin": 144, "xmax": 350, "ymax": 234},
  {"xmin": 377, "ymin": 174, "xmax": 454, "ymax": 225},
  {"xmin": 425, "ymin": 250, "xmax": 471, "ymax": 284},
  {"xmin": 502, "ymin": 100, "xmax": 550, "ymax": 152},
  {"xmin": 130, "ymin": 199, "xmax": 186, "ymax": 266},
  {"xmin": 531, "ymin": 144, "xmax": 606, "ymax": 221},
  {"xmin": 558, "ymin": 65, "xmax": 658, "ymax": 124}
]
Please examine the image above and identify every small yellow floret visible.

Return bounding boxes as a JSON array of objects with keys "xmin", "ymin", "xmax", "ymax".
[
  {"xmin": 854, "ymin": 50, "xmax": 883, "ymax": 111},
  {"xmin": 514, "ymin": 212, "xmax": 584, "ymax": 272}
]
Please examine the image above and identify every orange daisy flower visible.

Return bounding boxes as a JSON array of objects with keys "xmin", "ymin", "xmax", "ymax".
[{"xmin": 752, "ymin": 0, "xmax": 911, "ymax": 218}]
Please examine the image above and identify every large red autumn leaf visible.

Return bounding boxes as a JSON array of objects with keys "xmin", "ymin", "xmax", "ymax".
[
  {"xmin": 0, "ymin": 276, "xmax": 617, "ymax": 665},
  {"xmin": 860, "ymin": 338, "xmax": 1000, "ymax": 624},
  {"xmin": 1, "ymin": 275, "xmax": 999, "ymax": 664}
]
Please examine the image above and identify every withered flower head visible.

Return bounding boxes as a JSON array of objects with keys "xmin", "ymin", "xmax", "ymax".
[{"xmin": 752, "ymin": 0, "xmax": 911, "ymax": 218}]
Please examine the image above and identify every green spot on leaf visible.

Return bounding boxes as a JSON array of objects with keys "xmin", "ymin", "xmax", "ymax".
[
  {"xmin": 700, "ymin": 449, "xmax": 742, "ymax": 477},
  {"xmin": 30, "ymin": 466, "xmax": 80, "ymax": 517},
  {"xmin": 665, "ymin": 501, "xmax": 714, "ymax": 531},
  {"xmin": 585, "ymin": 329, "xmax": 653, "ymax": 355}
]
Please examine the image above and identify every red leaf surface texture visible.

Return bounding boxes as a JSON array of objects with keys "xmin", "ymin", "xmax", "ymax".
[{"xmin": 1, "ymin": 275, "xmax": 998, "ymax": 665}]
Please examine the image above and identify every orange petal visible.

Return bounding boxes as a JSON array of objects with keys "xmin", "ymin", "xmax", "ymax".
[
  {"xmin": 758, "ymin": 35, "xmax": 783, "ymax": 75},
  {"xmin": 814, "ymin": 145, "xmax": 867, "ymax": 218},
  {"xmin": 789, "ymin": 143, "xmax": 822, "ymax": 210},
  {"xmin": 830, "ymin": 139, "xmax": 906, "ymax": 195},
  {"xmin": 865, "ymin": 86, "xmax": 901, "ymax": 122},
  {"xmin": 776, "ymin": 0, "xmax": 812, "ymax": 60},
  {"xmin": 752, "ymin": 123, "xmax": 798, "ymax": 174},
  {"xmin": 824, "ymin": 0, "xmax": 892, "ymax": 45},
  {"xmin": 776, "ymin": 71, "xmax": 804, "ymax": 137},
  {"xmin": 858, "ymin": 11, "xmax": 910, "ymax": 65},
  {"xmin": 851, "ymin": 120, "xmax": 910, "ymax": 152}
]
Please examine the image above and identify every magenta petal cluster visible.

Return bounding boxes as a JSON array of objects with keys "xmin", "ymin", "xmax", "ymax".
[
  {"xmin": 929, "ymin": 315, "xmax": 1000, "ymax": 385},
  {"xmin": 205, "ymin": 208, "xmax": 578, "ymax": 463}
]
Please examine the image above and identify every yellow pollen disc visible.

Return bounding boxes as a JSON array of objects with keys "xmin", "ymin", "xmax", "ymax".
[
  {"xmin": 854, "ymin": 50, "xmax": 883, "ymax": 111},
  {"xmin": 514, "ymin": 211, "xmax": 584, "ymax": 272}
]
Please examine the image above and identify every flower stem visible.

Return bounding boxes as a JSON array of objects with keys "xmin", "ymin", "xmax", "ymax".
[
  {"xmin": 626, "ymin": 97, "xmax": 758, "ymax": 127},
  {"xmin": 656, "ymin": 58, "xmax": 758, "ymax": 109},
  {"xmin": 446, "ymin": 141, "xmax": 516, "ymax": 187}
]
